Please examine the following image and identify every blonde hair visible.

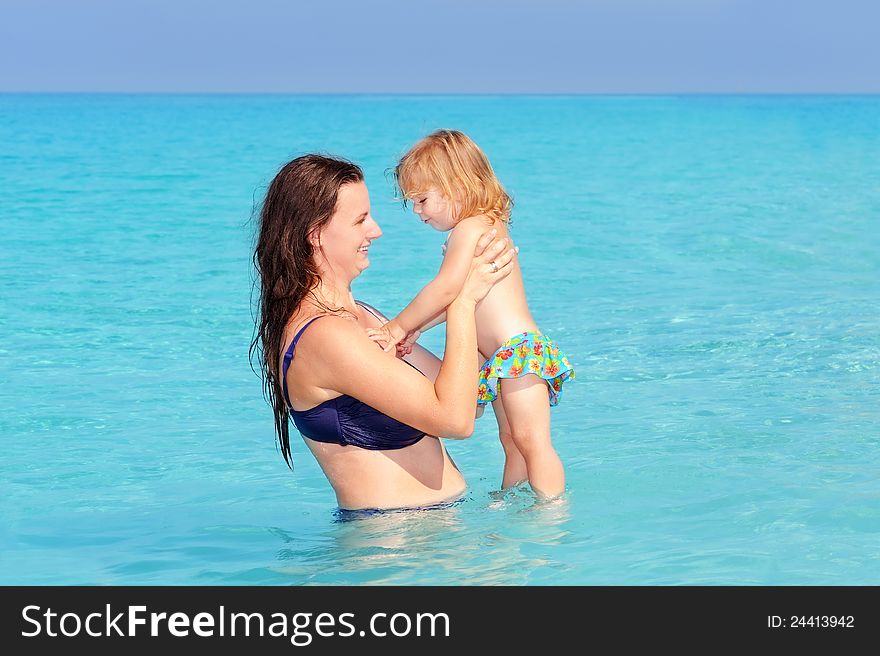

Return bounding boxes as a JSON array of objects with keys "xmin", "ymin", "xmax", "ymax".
[{"xmin": 393, "ymin": 129, "xmax": 513, "ymax": 224}]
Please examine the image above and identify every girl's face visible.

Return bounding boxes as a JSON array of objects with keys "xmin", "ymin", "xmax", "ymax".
[
  {"xmin": 316, "ymin": 181, "xmax": 382, "ymax": 281},
  {"xmin": 411, "ymin": 189, "xmax": 458, "ymax": 232}
]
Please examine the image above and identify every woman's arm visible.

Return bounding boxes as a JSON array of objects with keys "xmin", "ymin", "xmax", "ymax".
[
  {"xmin": 305, "ymin": 231, "xmax": 515, "ymax": 438},
  {"xmin": 357, "ymin": 301, "xmax": 480, "ymax": 417}
]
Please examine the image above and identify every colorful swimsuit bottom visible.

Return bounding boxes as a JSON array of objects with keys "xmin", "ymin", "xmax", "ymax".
[{"xmin": 477, "ymin": 330, "xmax": 575, "ymax": 406}]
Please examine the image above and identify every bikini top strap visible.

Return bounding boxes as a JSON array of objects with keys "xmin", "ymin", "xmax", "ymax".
[
  {"xmin": 281, "ymin": 315, "xmax": 331, "ymax": 409},
  {"xmin": 354, "ymin": 300, "xmax": 387, "ymax": 323}
]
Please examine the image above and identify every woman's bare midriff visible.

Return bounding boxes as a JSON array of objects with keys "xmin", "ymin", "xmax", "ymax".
[
  {"xmin": 285, "ymin": 303, "xmax": 468, "ymax": 511},
  {"xmin": 303, "ymin": 434, "xmax": 467, "ymax": 510}
]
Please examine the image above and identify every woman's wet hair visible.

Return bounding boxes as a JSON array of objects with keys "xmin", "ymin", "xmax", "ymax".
[{"xmin": 250, "ymin": 154, "xmax": 364, "ymax": 467}]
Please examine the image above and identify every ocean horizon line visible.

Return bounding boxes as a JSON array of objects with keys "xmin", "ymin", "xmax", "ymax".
[{"xmin": 2, "ymin": 91, "xmax": 880, "ymax": 98}]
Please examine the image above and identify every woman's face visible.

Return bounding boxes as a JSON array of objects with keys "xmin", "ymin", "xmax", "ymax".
[{"xmin": 316, "ymin": 181, "xmax": 382, "ymax": 280}]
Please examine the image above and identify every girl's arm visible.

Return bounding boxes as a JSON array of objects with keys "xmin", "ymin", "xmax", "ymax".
[
  {"xmin": 421, "ymin": 310, "xmax": 447, "ymax": 332},
  {"xmin": 396, "ymin": 310, "xmax": 446, "ymax": 357},
  {"xmin": 305, "ymin": 231, "xmax": 515, "ymax": 437},
  {"xmin": 368, "ymin": 219, "xmax": 489, "ymax": 352}
]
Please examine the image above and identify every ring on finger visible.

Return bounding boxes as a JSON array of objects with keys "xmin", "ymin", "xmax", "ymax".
[{"xmin": 490, "ymin": 260, "xmax": 498, "ymax": 273}]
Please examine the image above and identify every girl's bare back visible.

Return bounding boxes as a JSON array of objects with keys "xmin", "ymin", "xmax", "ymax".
[{"xmin": 454, "ymin": 217, "xmax": 538, "ymax": 355}]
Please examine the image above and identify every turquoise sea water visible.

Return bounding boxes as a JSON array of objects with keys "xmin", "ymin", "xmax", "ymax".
[{"xmin": 1, "ymin": 95, "xmax": 878, "ymax": 585}]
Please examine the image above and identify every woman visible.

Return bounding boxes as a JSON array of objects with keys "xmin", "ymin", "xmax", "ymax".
[{"xmin": 251, "ymin": 154, "xmax": 516, "ymax": 510}]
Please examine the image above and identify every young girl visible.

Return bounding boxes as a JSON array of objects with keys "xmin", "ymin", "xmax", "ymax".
[{"xmin": 368, "ymin": 129, "xmax": 575, "ymax": 499}]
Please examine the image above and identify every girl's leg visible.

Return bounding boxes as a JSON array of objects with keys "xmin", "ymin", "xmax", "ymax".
[
  {"xmin": 491, "ymin": 384, "xmax": 528, "ymax": 488},
  {"xmin": 498, "ymin": 375, "xmax": 565, "ymax": 499}
]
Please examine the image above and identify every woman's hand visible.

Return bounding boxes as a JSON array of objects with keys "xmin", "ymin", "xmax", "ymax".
[{"xmin": 455, "ymin": 229, "xmax": 517, "ymax": 306}]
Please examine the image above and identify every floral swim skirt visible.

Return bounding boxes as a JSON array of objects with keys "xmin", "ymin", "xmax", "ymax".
[{"xmin": 477, "ymin": 330, "xmax": 575, "ymax": 406}]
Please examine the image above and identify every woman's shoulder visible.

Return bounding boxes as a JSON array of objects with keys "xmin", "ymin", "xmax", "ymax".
[
  {"xmin": 280, "ymin": 311, "xmax": 348, "ymax": 366},
  {"xmin": 286, "ymin": 312, "xmax": 358, "ymax": 351}
]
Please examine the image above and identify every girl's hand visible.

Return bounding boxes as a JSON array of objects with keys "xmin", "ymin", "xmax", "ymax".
[
  {"xmin": 366, "ymin": 319, "xmax": 407, "ymax": 354},
  {"xmin": 395, "ymin": 329, "xmax": 421, "ymax": 357},
  {"xmin": 456, "ymin": 229, "xmax": 517, "ymax": 305}
]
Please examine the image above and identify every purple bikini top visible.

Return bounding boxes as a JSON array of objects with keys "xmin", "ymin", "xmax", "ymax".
[{"xmin": 281, "ymin": 315, "xmax": 425, "ymax": 450}]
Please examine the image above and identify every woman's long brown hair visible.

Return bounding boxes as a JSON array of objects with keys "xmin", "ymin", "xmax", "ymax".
[{"xmin": 250, "ymin": 154, "xmax": 364, "ymax": 467}]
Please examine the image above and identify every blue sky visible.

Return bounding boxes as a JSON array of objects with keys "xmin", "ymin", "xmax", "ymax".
[{"xmin": 1, "ymin": 0, "xmax": 877, "ymax": 92}]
